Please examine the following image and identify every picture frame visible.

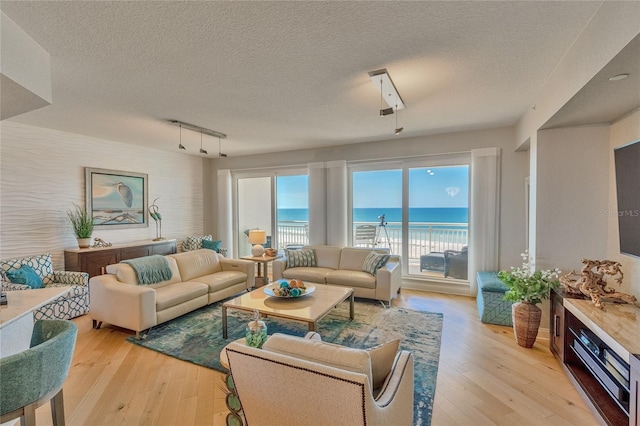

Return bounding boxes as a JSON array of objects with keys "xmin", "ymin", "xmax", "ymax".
[{"xmin": 85, "ymin": 167, "xmax": 148, "ymax": 229}]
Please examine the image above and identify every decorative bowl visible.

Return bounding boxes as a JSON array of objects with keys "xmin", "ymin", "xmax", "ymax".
[{"xmin": 264, "ymin": 282, "xmax": 316, "ymax": 298}]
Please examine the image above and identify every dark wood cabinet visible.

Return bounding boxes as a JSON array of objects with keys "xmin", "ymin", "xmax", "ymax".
[
  {"xmin": 64, "ymin": 239, "xmax": 176, "ymax": 277},
  {"xmin": 551, "ymin": 290, "xmax": 638, "ymax": 426}
]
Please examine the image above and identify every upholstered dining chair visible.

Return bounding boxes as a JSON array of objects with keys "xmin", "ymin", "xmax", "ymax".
[
  {"xmin": 0, "ymin": 319, "xmax": 78, "ymax": 426},
  {"xmin": 225, "ymin": 333, "xmax": 414, "ymax": 426}
]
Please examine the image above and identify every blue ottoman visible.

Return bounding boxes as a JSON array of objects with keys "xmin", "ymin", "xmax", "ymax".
[{"xmin": 477, "ymin": 271, "xmax": 513, "ymax": 326}]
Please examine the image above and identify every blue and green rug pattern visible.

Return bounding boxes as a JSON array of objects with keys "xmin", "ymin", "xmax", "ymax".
[{"xmin": 128, "ymin": 297, "xmax": 443, "ymax": 425}]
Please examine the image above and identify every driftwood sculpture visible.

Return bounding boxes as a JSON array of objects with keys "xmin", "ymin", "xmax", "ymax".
[{"xmin": 559, "ymin": 258, "xmax": 637, "ymax": 309}]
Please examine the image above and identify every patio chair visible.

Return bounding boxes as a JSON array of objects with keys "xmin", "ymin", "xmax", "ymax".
[
  {"xmin": 444, "ymin": 246, "xmax": 468, "ymax": 279},
  {"xmin": 354, "ymin": 224, "xmax": 377, "ymax": 247}
]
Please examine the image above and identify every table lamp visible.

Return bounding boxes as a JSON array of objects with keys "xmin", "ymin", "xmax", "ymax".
[{"xmin": 248, "ymin": 230, "xmax": 267, "ymax": 257}]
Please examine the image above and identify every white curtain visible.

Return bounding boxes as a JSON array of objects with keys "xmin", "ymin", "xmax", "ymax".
[
  {"xmin": 217, "ymin": 169, "xmax": 233, "ymax": 256},
  {"xmin": 469, "ymin": 148, "xmax": 501, "ymax": 296},
  {"xmin": 326, "ymin": 160, "xmax": 348, "ymax": 246},
  {"xmin": 308, "ymin": 162, "xmax": 327, "ymax": 245}
]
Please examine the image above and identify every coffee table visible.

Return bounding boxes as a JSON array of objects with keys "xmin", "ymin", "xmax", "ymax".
[{"xmin": 222, "ymin": 284, "xmax": 354, "ymax": 339}]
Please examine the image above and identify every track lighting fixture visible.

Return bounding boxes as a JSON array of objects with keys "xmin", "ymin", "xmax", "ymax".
[
  {"xmin": 199, "ymin": 131, "xmax": 208, "ymax": 155},
  {"xmin": 368, "ymin": 69, "xmax": 406, "ymax": 135},
  {"xmin": 169, "ymin": 119, "xmax": 228, "ymax": 156}
]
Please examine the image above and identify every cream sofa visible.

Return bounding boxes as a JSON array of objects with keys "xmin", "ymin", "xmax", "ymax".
[
  {"xmin": 89, "ymin": 249, "xmax": 254, "ymax": 337},
  {"xmin": 273, "ymin": 245, "xmax": 402, "ymax": 304}
]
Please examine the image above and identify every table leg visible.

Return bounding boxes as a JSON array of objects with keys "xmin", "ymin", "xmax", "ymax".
[
  {"xmin": 349, "ymin": 292, "xmax": 354, "ymax": 320},
  {"xmin": 222, "ymin": 306, "xmax": 228, "ymax": 339},
  {"xmin": 308, "ymin": 322, "xmax": 316, "ymax": 332}
]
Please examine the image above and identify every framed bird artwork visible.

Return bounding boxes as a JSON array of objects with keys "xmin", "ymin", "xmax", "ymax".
[{"xmin": 85, "ymin": 167, "xmax": 148, "ymax": 229}]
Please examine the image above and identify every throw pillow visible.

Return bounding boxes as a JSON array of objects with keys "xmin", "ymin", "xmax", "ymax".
[
  {"xmin": 367, "ymin": 339, "xmax": 400, "ymax": 390},
  {"xmin": 362, "ymin": 251, "xmax": 390, "ymax": 275},
  {"xmin": 181, "ymin": 235, "xmax": 213, "ymax": 251},
  {"xmin": 201, "ymin": 239, "xmax": 222, "ymax": 252},
  {"xmin": 286, "ymin": 248, "xmax": 316, "ymax": 268},
  {"xmin": 5, "ymin": 265, "xmax": 44, "ymax": 289}
]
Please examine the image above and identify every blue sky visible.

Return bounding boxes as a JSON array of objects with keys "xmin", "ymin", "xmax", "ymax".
[
  {"xmin": 354, "ymin": 166, "xmax": 469, "ymax": 208},
  {"xmin": 277, "ymin": 166, "xmax": 469, "ymax": 209}
]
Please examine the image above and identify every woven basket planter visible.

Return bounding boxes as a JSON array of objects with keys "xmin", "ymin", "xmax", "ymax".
[{"xmin": 512, "ymin": 301, "xmax": 541, "ymax": 348}]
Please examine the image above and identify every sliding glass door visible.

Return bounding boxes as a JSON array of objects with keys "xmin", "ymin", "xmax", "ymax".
[
  {"xmin": 350, "ymin": 156, "xmax": 470, "ymax": 280},
  {"xmin": 234, "ymin": 170, "xmax": 308, "ymax": 257}
]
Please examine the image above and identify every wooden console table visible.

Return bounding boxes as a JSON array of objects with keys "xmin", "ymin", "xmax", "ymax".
[
  {"xmin": 551, "ymin": 289, "xmax": 640, "ymax": 425},
  {"xmin": 64, "ymin": 239, "xmax": 176, "ymax": 278}
]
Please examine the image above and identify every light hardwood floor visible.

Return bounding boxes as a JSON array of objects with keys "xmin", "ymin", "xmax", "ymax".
[{"xmin": 30, "ymin": 289, "xmax": 597, "ymax": 425}]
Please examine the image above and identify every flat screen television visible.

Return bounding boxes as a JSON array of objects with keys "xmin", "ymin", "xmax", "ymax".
[{"xmin": 614, "ymin": 139, "xmax": 640, "ymax": 258}]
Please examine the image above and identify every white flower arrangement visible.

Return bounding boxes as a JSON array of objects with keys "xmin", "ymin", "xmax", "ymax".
[{"xmin": 498, "ymin": 251, "xmax": 561, "ymax": 305}]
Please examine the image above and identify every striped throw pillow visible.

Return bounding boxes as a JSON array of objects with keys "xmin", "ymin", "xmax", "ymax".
[
  {"xmin": 362, "ymin": 252, "xmax": 390, "ymax": 276},
  {"xmin": 286, "ymin": 248, "xmax": 316, "ymax": 268}
]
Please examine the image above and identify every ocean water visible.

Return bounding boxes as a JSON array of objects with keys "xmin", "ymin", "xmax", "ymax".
[{"xmin": 277, "ymin": 207, "xmax": 468, "ymax": 224}]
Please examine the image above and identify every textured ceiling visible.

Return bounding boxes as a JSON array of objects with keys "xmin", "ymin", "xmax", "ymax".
[{"xmin": 0, "ymin": 1, "xmax": 620, "ymax": 157}]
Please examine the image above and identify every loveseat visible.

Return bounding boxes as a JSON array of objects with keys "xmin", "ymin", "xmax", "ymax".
[
  {"xmin": 273, "ymin": 245, "xmax": 402, "ymax": 304},
  {"xmin": 89, "ymin": 249, "xmax": 254, "ymax": 337},
  {"xmin": 0, "ymin": 253, "xmax": 89, "ymax": 320}
]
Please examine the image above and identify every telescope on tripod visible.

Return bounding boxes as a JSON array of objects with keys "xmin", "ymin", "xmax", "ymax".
[{"xmin": 375, "ymin": 214, "xmax": 391, "ymax": 248}]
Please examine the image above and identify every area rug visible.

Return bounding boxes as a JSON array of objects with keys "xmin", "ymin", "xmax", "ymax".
[{"xmin": 128, "ymin": 298, "xmax": 443, "ymax": 426}]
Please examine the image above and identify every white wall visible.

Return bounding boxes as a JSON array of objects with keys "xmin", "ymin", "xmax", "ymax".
[
  {"xmin": 207, "ymin": 125, "xmax": 529, "ymax": 272},
  {"xmin": 607, "ymin": 108, "xmax": 640, "ymax": 298},
  {"xmin": 535, "ymin": 125, "xmax": 610, "ymax": 272},
  {"xmin": 0, "ymin": 122, "xmax": 205, "ymax": 269}
]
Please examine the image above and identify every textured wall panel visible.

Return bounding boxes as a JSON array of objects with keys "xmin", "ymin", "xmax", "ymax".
[{"xmin": 0, "ymin": 122, "xmax": 204, "ymax": 269}]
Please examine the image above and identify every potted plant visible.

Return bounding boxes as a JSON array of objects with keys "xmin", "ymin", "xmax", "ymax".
[
  {"xmin": 498, "ymin": 251, "xmax": 560, "ymax": 348},
  {"xmin": 67, "ymin": 203, "xmax": 94, "ymax": 248}
]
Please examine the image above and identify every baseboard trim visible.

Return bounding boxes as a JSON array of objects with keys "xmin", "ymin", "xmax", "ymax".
[{"xmin": 402, "ymin": 278, "xmax": 471, "ymax": 296}]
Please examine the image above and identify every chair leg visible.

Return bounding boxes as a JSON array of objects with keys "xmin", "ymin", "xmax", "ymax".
[
  {"xmin": 51, "ymin": 390, "xmax": 65, "ymax": 426},
  {"xmin": 22, "ymin": 403, "xmax": 36, "ymax": 426}
]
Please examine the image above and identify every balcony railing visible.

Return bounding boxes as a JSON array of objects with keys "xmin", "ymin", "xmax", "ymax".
[{"xmin": 275, "ymin": 220, "xmax": 468, "ymax": 261}]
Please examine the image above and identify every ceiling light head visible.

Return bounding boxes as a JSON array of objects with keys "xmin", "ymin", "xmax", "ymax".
[
  {"xmin": 395, "ymin": 127, "xmax": 404, "ymax": 135},
  {"xmin": 199, "ymin": 148, "xmax": 208, "ymax": 155},
  {"xmin": 609, "ymin": 73, "xmax": 629, "ymax": 81},
  {"xmin": 379, "ymin": 107, "xmax": 394, "ymax": 117},
  {"xmin": 178, "ymin": 143, "xmax": 186, "ymax": 150}
]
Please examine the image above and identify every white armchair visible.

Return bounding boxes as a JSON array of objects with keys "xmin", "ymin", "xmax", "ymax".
[{"xmin": 225, "ymin": 333, "xmax": 414, "ymax": 426}]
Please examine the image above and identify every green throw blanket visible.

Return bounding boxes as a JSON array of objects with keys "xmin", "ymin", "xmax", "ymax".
[{"xmin": 122, "ymin": 255, "xmax": 172, "ymax": 284}]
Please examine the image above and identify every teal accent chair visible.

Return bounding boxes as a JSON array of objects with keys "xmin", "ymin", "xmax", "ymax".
[{"xmin": 0, "ymin": 319, "xmax": 78, "ymax": 426}]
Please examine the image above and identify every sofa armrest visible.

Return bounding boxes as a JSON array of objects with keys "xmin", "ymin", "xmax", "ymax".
[
  {"xmin": 220, "ymin": 258, "xmax": 255, "ymax": 289},
  {"xmin": 52, "ymin": 270, "xmax": 89, "ymax": 286},
  {"xmin": 272, "ymin": 258, "xmax": 287, "ymax": 280},
  {"xmin": 1, "ymin": 280, "xmax": 30, "ymax": 291},
  {"xmin": 375, "ymin": 260, "xmax": 402, "ymax": 304},
  {"xmin": 89, "ymin": 275, "xmax": 157, "ymax": 332}
]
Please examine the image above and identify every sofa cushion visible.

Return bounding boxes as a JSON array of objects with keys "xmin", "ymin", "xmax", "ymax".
[
  {"xmin": 170, "ymin": 249, "xmax": 222, "ymax": 282},
  {"xmin": 106, "ymin": 257, "xmax": 182, "ymax": 287},
  {"xmin": 190, "ymin": 271, "xmax": 248, "ymax": 293},
  {"xmin": 286, "ymin": 248, "xmax": 316, "ymax": 268},
  {"xmin": 282, "ymin": 267, "xmax": 332, "ymax": 283},
  {"xmin": 326, "ymin": 270, "xmax": 376, "ymax": 289},
  {"xmin": 155, "ymin": 281, "xmax": 209, "ymax": 311},
  {"xmin": 306, "ymin": 245, "xmax": 341, "ymax": 270},
  {"xmin": 339, "ymin": 247, "xmax": 384, "ymax": 271},
  {"xmin": 362, "ymin": 252, "xmax": 390, "ymax": 275},
  {"xmin": 5, "ymin": 265, "xmax": 44, "ymax": 289},
  {"xmin": 0, "ymin": 253, "xmax": 54, "ymax": 284},
  {"xmin": 263, "ymin": 333, "xmax": 374, "ymax": 391}
]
